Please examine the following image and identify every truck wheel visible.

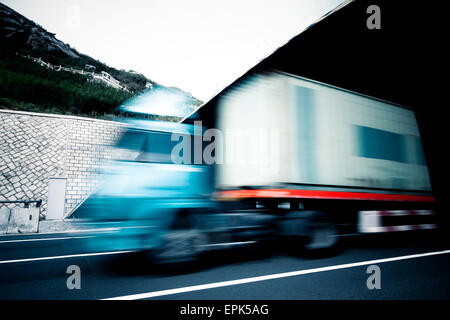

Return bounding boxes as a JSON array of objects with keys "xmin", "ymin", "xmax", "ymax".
[
  {"xmin": 303, "ymin": 212, "xmax": 338, "ymax": 252},
  {"xmin": 151, "ymin": 211, "xmax": 208, "ymax": 267},
  {"xmin": 152, "ymin": 229, "xmax": 208, "ymax": 265}
]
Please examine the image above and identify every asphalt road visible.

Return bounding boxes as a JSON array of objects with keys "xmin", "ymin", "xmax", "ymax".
[{"xmin": 0, "ymin": 230, "xmax": 449, "ymax": 300}]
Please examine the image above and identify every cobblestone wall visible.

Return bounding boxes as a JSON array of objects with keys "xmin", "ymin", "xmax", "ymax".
[{"xmin": 0, "ymin": 110, "xmax": 126, "ymax": 217}]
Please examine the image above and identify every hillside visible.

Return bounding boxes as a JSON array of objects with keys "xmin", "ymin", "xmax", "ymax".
[{"xmin": 0, "ymin": 2, "xmax": 202, "ymax": 119}]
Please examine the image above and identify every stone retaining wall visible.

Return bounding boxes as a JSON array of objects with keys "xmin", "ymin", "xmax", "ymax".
[{"xmin": 0, "ymin": 109, "xmax": 126, "ymax": 217}]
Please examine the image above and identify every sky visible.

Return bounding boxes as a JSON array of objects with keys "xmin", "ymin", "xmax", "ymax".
[{"xmin": 3, "ymin": 0, "xmax": 344, "ymax": 101}]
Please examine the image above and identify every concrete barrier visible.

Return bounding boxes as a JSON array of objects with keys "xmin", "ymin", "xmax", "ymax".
[
  {"xmin": 38, "ymin": 219, "xmax": 79, "ymax": 233},
  {"xmin": 6, "ymin": 207, "xmax": 40, "ymax": 234},
  {"xmin": 0, "ymin": 208, "xmax": 11, "ymax": 234}
]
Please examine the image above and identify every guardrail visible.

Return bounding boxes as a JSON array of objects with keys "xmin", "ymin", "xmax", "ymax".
[{"xmin": 21, "ymin": 55, "xmax": 129, "ymax": 91}]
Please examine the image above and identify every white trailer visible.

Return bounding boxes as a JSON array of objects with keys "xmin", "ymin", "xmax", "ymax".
[
  {"xmin": 216, "ymin": 71, "xmax": 431, "ymax": 193},
  {"xmin": 211, "ymin": 71, "xmax": 435, "ymax": 242}
]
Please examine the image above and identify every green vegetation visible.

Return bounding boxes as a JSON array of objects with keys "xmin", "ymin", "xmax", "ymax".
[
  {"xmin": 55, "ymin": 53, "xmax": 151, "ymax": 94},
  {"xmin": 0, "ymin": 55, "xmax": 133, "ymax": 116},
  {"xmin": 0, "ymin": 37, "xmax": 202, "ymax": 120},
  {"xmin": 0, "ymin": 4, "xmax": 203, "ymax": 120},
  {"xmin": 1, "ymin": 38, "xmax": 152, "ymax": 94}
]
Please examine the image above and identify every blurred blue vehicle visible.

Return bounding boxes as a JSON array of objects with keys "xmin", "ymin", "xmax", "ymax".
[
  {"xmin": 77, "ymin": 120, "xmax": 218, "ymax": 263},
  {"xmin": 78, "ymin": 118, "xmax": 277, "ymax": 264}
]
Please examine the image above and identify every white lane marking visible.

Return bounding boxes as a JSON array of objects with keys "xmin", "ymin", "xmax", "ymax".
[
  {"xmin": 0, "ymin": 236, "xmax": 94, "ymax": 244},
  {"xmin": 0, "ymin": 250, "xmax": 134, "ymax": 264},
  {"xmin": 202, "ymin": 241, "xmax": 256, "ymax": 247},
  {"xmin": 103, "ymin": 249, "xmax": 450, "ymax": 300}
]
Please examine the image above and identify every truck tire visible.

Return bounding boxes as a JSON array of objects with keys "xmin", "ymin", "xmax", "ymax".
[
  {"xmin": 281, "ymin": 211, "xmax": 338, "ymax": 254},
  {"xmin": 151, "ymin": 211, "xmax": 208, "ymax": 267},
  {"xmin": 152, "ymin": 229, "xmax": 208, "ymax": 264},
  {"xmin": 303, "ymin": 211, "xmax": 338, "ymax": 252}
]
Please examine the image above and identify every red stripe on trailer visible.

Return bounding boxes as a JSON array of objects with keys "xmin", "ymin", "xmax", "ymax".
[{"xmin": 218, "ymin": 189, "xmax": 435, "ymax": 203}]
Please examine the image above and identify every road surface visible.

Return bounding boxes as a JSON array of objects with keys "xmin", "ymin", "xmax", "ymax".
[{"xmin": 0, "ymin": 230, "xmax": 449, "ymax": 300}]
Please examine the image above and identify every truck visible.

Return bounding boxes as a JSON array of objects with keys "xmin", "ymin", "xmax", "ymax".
[
  {"xmin": 182, "ymin": 70, "xmax": 435, "ymax": 250},
  {"xmin": 78, "ymin": 70, "xmax": 436, "ymax": 264}
]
